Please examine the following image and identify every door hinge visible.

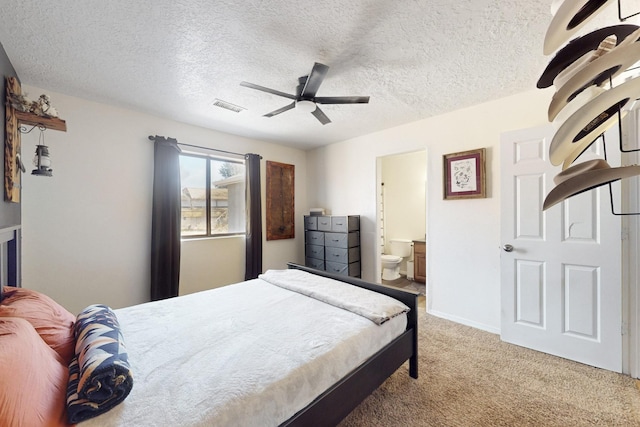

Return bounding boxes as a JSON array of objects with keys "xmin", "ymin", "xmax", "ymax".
[
  {"xmin": 622, "ymin": 227, "xmax": 630, "ymax": 241},
  {"xmin": 622, "ymin": 321, "xmax": 629, "ymax": 336}
]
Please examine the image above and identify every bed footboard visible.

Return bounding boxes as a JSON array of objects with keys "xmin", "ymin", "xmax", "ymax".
[{"xmin": 284, "ymin": 263, "xmax": 419, "ymax": 426}]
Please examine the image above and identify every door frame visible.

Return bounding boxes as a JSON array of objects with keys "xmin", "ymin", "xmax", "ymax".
[
  {"xmin": 622, "ymin": 186, "xmax": 639, "ymax": 377},
  {"xmin": 374, "ymin": 149, "xmax": 429, "ymax": 285},
  {"xmin": 622, "ymin": 105, "xmax": 640, "ymax": 378}
]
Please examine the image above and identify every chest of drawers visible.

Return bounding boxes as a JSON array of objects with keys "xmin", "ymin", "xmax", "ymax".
[{"xmin": 304, "ymin": 215, "xmax": 361, "ymax": 277}]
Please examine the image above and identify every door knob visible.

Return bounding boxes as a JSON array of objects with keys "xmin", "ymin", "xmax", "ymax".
[{"xmin": 502, "ymin": 244, "xmax": 514, "ymax": 252}]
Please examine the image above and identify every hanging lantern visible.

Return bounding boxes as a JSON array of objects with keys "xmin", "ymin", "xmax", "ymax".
[{"xmin": 32, "ymin": 144, "xmax": 52, "ymax": 176}]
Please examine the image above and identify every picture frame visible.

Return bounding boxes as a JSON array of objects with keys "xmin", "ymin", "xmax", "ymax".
[{"xmin": 443, "ymin": 148, "xmax": 486, "ymax": 200}]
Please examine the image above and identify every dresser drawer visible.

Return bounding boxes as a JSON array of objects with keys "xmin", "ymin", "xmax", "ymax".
[
  {"xmin": 331, "ymin": 215, "xmax": 359, "ymax": 232},
  {"xmin": 325, "ymin": 246, "xmax": 360, "ymax": 264},
  {"xmin": 305, "ymin": 230, "xmax": 324, "ymax": 246},
  {"xmin": 324, "ymin": 231, "xmax": 359, "ymax": 248},
  {"xmin": 305, "ymin": 257, "xmax": 325, "ymax": 270},
  {"xmin": 316, "ymin": 216, "xmax": 332, "ymax": 231},
  {"xmin": 304, "ymin": 215, "xmax": 317, "ymax": 230},
  {"xmin": 305, "ymin": 244, "xmax": 324, "ymax": 260},
  {"xmin": 325, "ymin": 260, "xmax": 361, "ymax": 277}
]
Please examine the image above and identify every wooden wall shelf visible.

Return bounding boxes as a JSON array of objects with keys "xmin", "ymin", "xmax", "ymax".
[
  {"xmin": 4, "ymin": 76, "xmax": 67, "ymax": 202},
  {"xmin": 14, "ymin": 110, "xmax": 67, "ymax": 132}
]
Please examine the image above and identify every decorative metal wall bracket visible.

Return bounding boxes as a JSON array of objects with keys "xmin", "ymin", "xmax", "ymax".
[
  {"xmin": 596, "ymin": 133, "xmax": 640, "ymax": 215},
  {"xmin": 18, "ymin": 124, "xmax": 47, "ymax": 134},
  {"xmin": 607, "ymin": 183, "xmax": 640, "ymax": 215},
  {"xmin": 618, "ymin": 0, "xmax": 640, "ymax": 21},
  {"xmin": 602, "ymin": 74, "xmax": 640, "ymax": 154}
]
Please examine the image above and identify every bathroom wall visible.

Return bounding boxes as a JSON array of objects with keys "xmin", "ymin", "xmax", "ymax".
[{"xmin": 380, "ymin": 150, "xmax": 426, "ymax": 275}]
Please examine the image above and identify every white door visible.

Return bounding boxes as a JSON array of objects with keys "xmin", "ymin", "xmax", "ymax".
[{"xmin": 500, "ymin": 126, "xmax": 622, "ymax": 372}]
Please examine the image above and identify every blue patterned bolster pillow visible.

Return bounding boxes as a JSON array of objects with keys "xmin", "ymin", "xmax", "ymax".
[{"xmin": 66, "ymin": 304, "xmax": 133, "ymax": 423}]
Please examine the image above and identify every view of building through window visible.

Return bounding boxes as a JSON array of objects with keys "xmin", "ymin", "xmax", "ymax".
[{"xmin": 179, "ymin": 153, "xmax": 246, "ymax": 237}]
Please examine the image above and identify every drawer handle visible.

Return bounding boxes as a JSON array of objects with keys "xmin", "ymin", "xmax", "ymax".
[{"xmin": 332, "ymin": 239, "xmax": 339, "ymax": 242}]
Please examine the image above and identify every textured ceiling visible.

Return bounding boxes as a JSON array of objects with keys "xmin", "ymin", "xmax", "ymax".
[{"xmin": 0, "ymin": 1, "xmax": 633, "ymax": 149}]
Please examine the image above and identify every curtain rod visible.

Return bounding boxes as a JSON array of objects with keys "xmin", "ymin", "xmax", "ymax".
[{"xmin": 147, "ymin": 135, "xmax": 246, "ymax": 157}]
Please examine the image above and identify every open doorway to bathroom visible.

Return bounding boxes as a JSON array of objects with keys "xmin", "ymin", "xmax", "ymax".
[{"xmin": 376, "ymin": 150, "xmax": 427, "ymax": 303}]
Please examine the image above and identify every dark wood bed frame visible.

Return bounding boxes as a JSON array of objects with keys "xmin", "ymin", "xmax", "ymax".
[
  {"xmin": 283, "ymin": 263, "xmax": 419, "ymax": 427},
  {"xmin": 0, "ymin": 263, "xmax": 417, "ymax": 427}
]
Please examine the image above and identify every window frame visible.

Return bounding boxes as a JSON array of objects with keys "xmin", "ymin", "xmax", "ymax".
[{"xmin": 179, "ymin": 151, "xmax": 246, "ymax": 239}]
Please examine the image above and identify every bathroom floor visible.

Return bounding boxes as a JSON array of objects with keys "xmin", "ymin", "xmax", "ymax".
[{"xmin": 382, "ymin": 276, "xmax": 426, "ymax": 308}]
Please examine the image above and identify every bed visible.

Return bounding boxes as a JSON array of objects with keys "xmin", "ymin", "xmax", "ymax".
[{"xmin": 0, "ymin": 262, "xmax": 418, "ymax": 426}]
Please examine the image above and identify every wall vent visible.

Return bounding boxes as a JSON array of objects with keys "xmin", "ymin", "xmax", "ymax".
[{"xmin": 212, "ymin": 99, "xmax": 246, "ymax": 113}]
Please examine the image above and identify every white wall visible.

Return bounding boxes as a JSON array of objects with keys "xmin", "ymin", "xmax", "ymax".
[
  {"xmin": 19, "ymin": 83, "xmax": 552, "ymax": 331},
  {"xmin": 20, "ymin": 86, "xmax": 307, "ymax": 314},
  {"xmin": 307, "ymin": 88, "xmax": 553, "ymax": 332}
]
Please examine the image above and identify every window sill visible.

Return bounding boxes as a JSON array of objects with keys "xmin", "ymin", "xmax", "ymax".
[{"xmin": 181, "ymin": 234, "xmax": 245, "ymax": 242}]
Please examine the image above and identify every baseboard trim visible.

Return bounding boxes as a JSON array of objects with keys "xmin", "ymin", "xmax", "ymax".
[{"xmin": 427, "ymin": 309, "xmax": 500, "ymax": 335}]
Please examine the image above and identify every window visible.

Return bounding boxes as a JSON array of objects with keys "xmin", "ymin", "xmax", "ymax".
[{"xmin": 179, "ymin": 153, "xmax": 246, "ymax": 237}]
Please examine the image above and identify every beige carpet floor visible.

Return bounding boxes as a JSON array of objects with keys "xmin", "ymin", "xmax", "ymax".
[{"xmin": 340, "ymin": 312, "xmax": 640, "ymax": 426}]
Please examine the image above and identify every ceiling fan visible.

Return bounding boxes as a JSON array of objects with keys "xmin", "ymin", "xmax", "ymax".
[{"xmin": 240, "ymin": 62, "xmax": 370, "ymax": 125}]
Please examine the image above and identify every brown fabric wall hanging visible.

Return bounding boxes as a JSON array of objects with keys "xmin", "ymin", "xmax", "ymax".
[{"xmin": 266, "ymin": 161, "xmax": 294, "ymax": 240}]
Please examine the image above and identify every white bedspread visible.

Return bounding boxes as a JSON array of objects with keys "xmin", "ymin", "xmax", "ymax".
[
  {"xmin": 80, "ymin": 271, "xmax": 407, "ymax": 427},
  {"xmin": 259, "ymin": 269, "xmax": 409, "ymax": 324}
]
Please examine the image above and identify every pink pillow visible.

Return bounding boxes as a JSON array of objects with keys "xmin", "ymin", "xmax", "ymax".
[
  {"xmin": 0, "ymin": 317, "xmax": 70, "ymax": 427},
  {"xmin": 0, "ymin": 287, "xmax": 76, "ymax": 364}
]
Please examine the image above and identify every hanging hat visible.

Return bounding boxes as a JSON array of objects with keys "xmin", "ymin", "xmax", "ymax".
[
  {"xmin": 548, "ymin": 76, "xmax": 640, "ymax": 168},
  {"xmin": 548, "ymin": 41, "xmax": 640, "ymax": 121},
  {"xmin": 538, "ymin": 24, "xmax": 639, "ymax": 88},
  {"xmin": 547, "ymin": 35, "xmax": 618, "ymax": 121},
  {"xmin": 544, "ymin": 0, "xmax": 617, "ymax": 55},
  {"xmin": 543, "ymin": 159, "xmax": 640, "ymax": 210},
  {"xmin": 551, "ymin": 85, "xmax": 605, "ymax": 129},
  {"xmin": 550, "ymin": 34, "xmax": 617, "ymax": 91}
]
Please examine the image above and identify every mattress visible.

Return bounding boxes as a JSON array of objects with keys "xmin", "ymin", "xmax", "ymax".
[{"xmin": 80, "ymin": 271, "xmax": 408, "ymax": 427}]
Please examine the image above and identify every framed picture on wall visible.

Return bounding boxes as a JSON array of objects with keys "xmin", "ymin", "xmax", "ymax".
[{"xmin": 443, "ymin": 148, "xmax": 486, "ymax": 200}]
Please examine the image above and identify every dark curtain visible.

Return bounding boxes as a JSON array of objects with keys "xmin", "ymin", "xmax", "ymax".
[
  {"xmin": 150, "ymin": 136, "xmax": 182, "ymax": 301},
  {"xmin": 245, "ymin": 153, "xmax": 263, "ymax": 280}
]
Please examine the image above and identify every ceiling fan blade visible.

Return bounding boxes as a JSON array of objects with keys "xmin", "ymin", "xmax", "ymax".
[
  {"xmin": 314, "ymin": 96, "xmax": 370, "ymax": 104},
  {"xmin": 311, "ymin": 106, "xmax": 331, "ymax": 125},
  {"xmin": 264, "ymin": 102, "xmax": 296, "ymax": 117},
  {"xmin": 296, "ymin": 76, "xmax": 307, "ymax": 97},
  {"xmin": 240, "ymin": 82, "xmax": 297, "ymax": 100},
  {"xmin": 300, "ymin": 63, "xmax": 330, "ymax": 98}
]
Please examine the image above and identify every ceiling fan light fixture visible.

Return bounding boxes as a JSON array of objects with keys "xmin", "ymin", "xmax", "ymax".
[{"xmin": 296, "ymin": 100, "xmax": 316, "ymax": 113}]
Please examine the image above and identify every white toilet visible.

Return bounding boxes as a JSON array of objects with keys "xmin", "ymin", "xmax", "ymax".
[{"xmin": 381, "ymin": 239, "xmax": 413, "ymax": 281}]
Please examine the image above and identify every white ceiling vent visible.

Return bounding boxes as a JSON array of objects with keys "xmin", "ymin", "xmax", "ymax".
[{"xmin": 212, "ymin": 99, "xmax": 246, "ymax": 113}]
